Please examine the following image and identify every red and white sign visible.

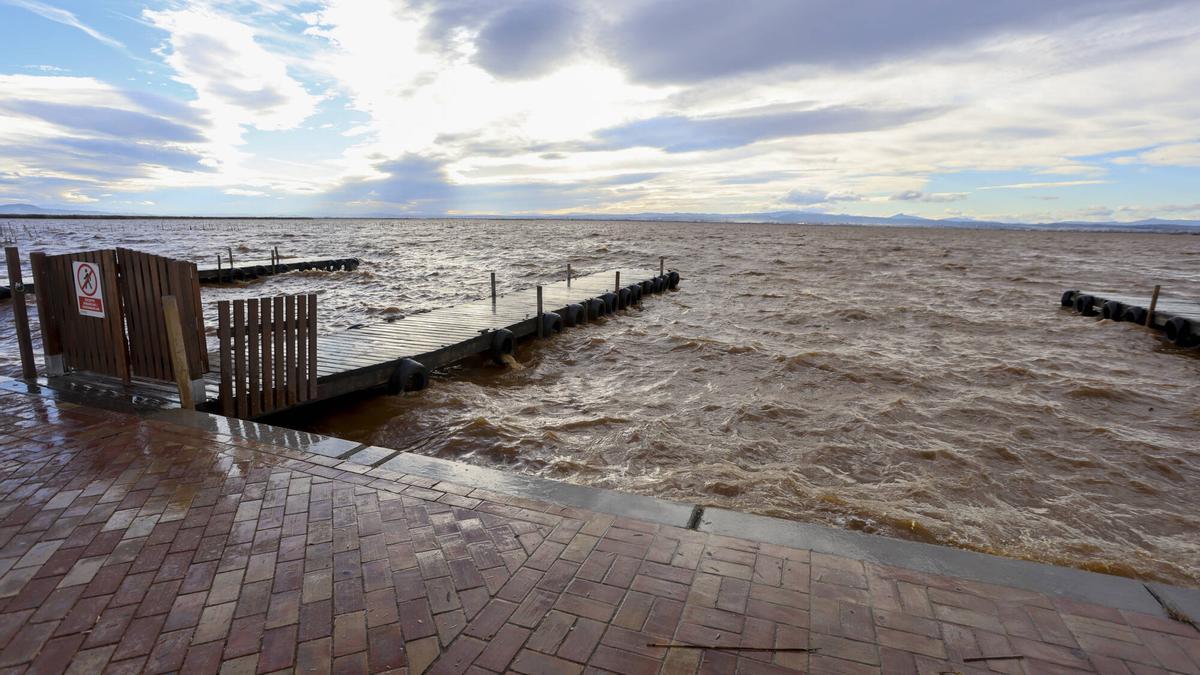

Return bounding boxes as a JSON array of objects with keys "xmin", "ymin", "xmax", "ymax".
[{"xmin": 72, "ymin": 261, "xmax": 105, "ymax": 318}]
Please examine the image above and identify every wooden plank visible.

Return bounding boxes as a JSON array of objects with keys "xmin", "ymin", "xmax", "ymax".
[
  {"xmin": 261, "ymin": 299, "xmax": 273, "ymax": 414},
  {"xmin": 296, "ymin": 293, "xmax": 308, "ymax": 403},
  {"xmin": 28, "ymin": 252, "xmax": 61, "ymax": 369},
  {"xmin": 233, "ymin": 299, "xmax": 247, "ymax": 418},
  {"xmin": 162, "ymin": 295, "xmax": 194, "ymax": 409},
  {"xmin": 248, "ymin": 298, "xmax": 260, "ymax": 417},
  {"xmin": 285, "ymin": 294, "xmax": 297, "ymax": 406},
  {"xmin": 218, "ymin": 300, "xmax": 233, "ymax": 416},
  {"xmin": 307, "ymin": 294, "xmax": 318, "ymax": 400},
  {"xmin": 273, "ymin": 296, "xmax": 285, "ymax": 410}
]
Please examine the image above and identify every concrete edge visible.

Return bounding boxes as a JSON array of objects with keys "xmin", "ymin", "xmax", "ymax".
[
  {"xmin": 700, "ymin": 507, "xmax": 1169, "ymax": 616},
  {"xmin": 2, "ymin": 376, "xmax": 1195, "ymax": 624}
]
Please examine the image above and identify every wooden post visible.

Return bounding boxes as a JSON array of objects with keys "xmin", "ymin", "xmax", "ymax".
[
  {"xmin": 218, "ymin": 300, "xmax": 233, "ymax": 416},
  {"xmin": 227, "ymin": 247, "xmax": 234, "ymax": 283},
  {"xmin": 1146, "ymin": 285, "xmax": 1161, "ymax": 327},
  {"xmin": 537, "ymin": 285, "xmax": 544, "ymax": 338},
  {"xmin": 28, "ymin": 252, "xmax": 63, "ymax": 375},
  {"xmin": 162, "ymin": 295, "xmax": 195, "ymax": 410},
  {"xmin": 615, "ymin": 271, "xmax": 621, "ymax": 308},
  {"xmin": 490, "ymin": 272, "xmax": 496, "ymax": 305},
  {"xmin": 216, "ymin": 254, "xmax": 222, "ymax": 283},
  {"xmin": 660, "ymin": 256, "xmax": 665, "ymax": 276},
  {"xmin": 567, "ymin": 263, "xmax": 572, "ymax": 287},
  {"xmin": 5, "ymin": 247, "xmax": 36, "ymax": 378}
]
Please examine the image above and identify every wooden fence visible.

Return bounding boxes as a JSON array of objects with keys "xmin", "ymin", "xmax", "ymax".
[
  {"xmin": 29, "ymin": 250, "xmax": 130, "ymax": 381},
  {"xmin": 116, "ymin": 248, "xmax": 207, "ymax": 381},
  {"xmin": 218, "ymin": 294, "xmax": 318, "ymax": 418}
]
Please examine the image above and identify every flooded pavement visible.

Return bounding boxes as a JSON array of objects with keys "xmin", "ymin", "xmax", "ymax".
[{"xmin": 1, "ymin": 219, "xmax": 1198, "ymax": 584}]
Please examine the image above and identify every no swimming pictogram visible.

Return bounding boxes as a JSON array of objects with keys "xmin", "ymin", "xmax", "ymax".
[{"xmin": 72, "ymin": 260, "xmax": 105, "ymax": 317}]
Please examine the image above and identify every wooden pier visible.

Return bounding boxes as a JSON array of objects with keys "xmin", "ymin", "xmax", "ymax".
[
  {"xmin": 208, "ymin": 267, "xmax": 680, "ymax": 417},
  {"xmin": 1062, "ymin": 288, "xmax": 1200, "ymax": 348},
  {"xmin": 2, "ymin": 243, "xmax": 681, "ymax": 419},
  {"xmin": 198, "ymin": 255, "xmax": 359, "ymax": 283}
]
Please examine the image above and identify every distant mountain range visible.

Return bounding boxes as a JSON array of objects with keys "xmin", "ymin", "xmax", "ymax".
[{"xmin": 3, "ymin": 203, "xmax": 1198, "ymax": 233}]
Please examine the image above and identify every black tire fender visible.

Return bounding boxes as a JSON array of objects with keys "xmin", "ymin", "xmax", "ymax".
[{"xmin": 387, "ymin": 358, "xmax": 428, "ymax": 394}]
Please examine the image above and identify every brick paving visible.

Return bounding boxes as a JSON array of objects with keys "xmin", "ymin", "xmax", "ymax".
[{"xmin": 0, "ymin": 391, "xmax": 1197, "ymax": 674}]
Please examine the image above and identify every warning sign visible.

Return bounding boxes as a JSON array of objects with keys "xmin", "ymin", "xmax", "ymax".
[{"xmin": 73, "ymin": 261, "xmax": 105, "ymax": 318}]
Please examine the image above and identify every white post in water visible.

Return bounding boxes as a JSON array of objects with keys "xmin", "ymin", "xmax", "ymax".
[
  {"xmin": 536, "ymin": 285, "xmax": 544, "ymax": 338},
  {"xmin": 490, "ymin": 272, "xmax": 497, "ymax": 305}
]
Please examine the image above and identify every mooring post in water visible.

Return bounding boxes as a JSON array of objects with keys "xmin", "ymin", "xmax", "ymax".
[
  {"xmin": 226, "ymin": 247, "xmax": 234, "ymax": 283},
  {"xmin": 216, "ymin": 254, "xmax": 222, "ymax": 282},
  {"xmin": 4, "ymin": 247, "xmax": 36, "ymax": 379},
  {"xmin": 567, "ymin": 263, "xmax": 572, "ymax": 287},
  {"xmin": 660, "ymin": 256, "xmax": 665, "ymax": 276},
  {"xmin": 490, "ymin": 272, "xmax": 496, "ymax": 305},
  {"xmin": 1147, "ymin": 284, "xmax": 1161, "ymax": 327},
  {"xmin": 615, "ymin": 271, "xmax": 621, "ymax": 308},
  {"xmin": 536, "ymin": 285, "xmax": 544, "ymax": 338}
]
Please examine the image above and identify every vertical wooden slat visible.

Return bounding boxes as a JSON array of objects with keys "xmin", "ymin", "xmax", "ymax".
[
  {"xmin": 233, "ymin": 299, "xmax": 247, "ymax": 417},
  {"xmin": 145, "ymin": 252, "xmax": 169, "ymax": 379},
  {"xmin": 296, "ymin": 295, "xmax": 308, "ymax": 403},
  {"xmin": 190, "ymin": 264, "xmax": 207, "ymax": 372},
  {"xmin": 28, "ymin": 252, "xmax": 62, "ymax": 372},
  {"xmin": 307, "ymin": 294, "xmax": 317, "ymax": 400},
  {"xmin": 218, "ymin": 300, "xmax": 233, "ymax": 416},
  {"xmin": 285, "ymin": 294, "xmax": 297, "ymax": 406},
  {"xmin": 261, "ymin": 299, "xmax": 273, "ymax": 414},
  {"xmin": 89, "ymin": 250, "xmax": 129, "ymax": 382},
  {"xmin": 273, "ymin": 296, "xmax": 285, "ymax": 410},
  {"xmin": 248, "ymin": 299, "xmax": 260, "ymax": 417}
]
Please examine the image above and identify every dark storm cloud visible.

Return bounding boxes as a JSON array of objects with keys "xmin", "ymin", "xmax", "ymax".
[
  {"xmin": 474, "ymin": 1, "xmax": 584, "ymax": 78},
  {"xmin": 0, "ymin": 100, "xmax": 205, "ymax": 142},
  {"xmin": 605, "ymin": 0, "xmax": 1185, "ymax": 83},
  {"xmin": 412, "ymin": 0, "xmax": 585, "ymax": 79},
  {"xmin": 593, "ymin": 105, "xmax": 945, "ymax": 153}
]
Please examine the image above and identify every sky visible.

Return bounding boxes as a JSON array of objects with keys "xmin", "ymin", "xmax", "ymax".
[{"xmin": 0, "ymin": 0, "xmax": 1199, "ymax": 221}]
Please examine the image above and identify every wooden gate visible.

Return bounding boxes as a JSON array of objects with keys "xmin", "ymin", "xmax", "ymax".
[
  {"xmin": 218, "ymin": 294, "xmax": 318, "ymax": 418},
  {"xmin": 28, "ymin": 248, "xmax": 208, "ymax": 387},
  {"xmin": 115, "ymin": 248, "xmax": 208, "ymax": 381},
  {"xmin": 29, "ymin": 250, "xmax": 130, "ymax": 381}
]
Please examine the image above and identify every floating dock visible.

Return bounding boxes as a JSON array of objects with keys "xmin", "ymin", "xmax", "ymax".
[
  {"xmin": 197, "ymin": 256, "xmax": 359, "ymax": 283},
  {"xmin": 206, "ymin": 267, "xmax": 680, "ymax": 417},
  {"xmin": 1062, "ymin": 288, "xmax": 1200, "ymax": 348}
]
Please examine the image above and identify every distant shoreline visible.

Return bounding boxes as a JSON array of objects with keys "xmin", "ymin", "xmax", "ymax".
[{"xmin": 1, "ymin": 212, "xmax": 1198, "ymax": 234}]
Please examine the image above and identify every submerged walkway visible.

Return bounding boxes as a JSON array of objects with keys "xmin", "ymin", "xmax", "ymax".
[{"xmin": 0, "ymin": 391, "xmax": 1198, "ymax": 673}]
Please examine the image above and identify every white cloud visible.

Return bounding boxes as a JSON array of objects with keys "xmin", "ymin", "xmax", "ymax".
[
  {"xmin": 978, "ymin": 180, "xmax": 1109, "ymax": 190},
  {"xmin": 2, "ymin": 0, "xmax": 125, "ymax": 50},
  {"xmin": 1123, "ymin": 142, "xmax": 1200, "ymax": 167},
  {"xmin": 144, "ymin": 7, "xmax": 321, "ymax": 143}
]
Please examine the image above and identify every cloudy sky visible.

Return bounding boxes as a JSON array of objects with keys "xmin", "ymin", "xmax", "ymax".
[{"xmin": 1, "ymin": 0, "xmax": 1198, "ymax": 221}]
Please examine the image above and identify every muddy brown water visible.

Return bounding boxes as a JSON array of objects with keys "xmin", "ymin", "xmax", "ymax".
[{"xmin": 2, "ymin": 219, "xmax": 1198, "ymax": 584}]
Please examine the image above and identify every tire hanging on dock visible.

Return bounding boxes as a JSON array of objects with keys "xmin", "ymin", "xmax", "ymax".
[
  {"xmin": 1165, "ymin": 317, "xmax": 1198, "ymax": 347},
  {"xmin": 588, "ymin": 297, "xmax": 606, "ymax": 317},
  {"xmin": 1101, "ymin": 300, "xmax": 1125, "ymax": 321},
  {"xmin": 1074, "ymin": 294, "xmax": 1097, "ymax": 316},
  {"xmin": 541, "ymin": 311, "xmax": 563, "ymax": 335},
  {"xmin": 387, "ymin": 358, "xmax": 429, "ymax": 394},
  {"xmin": 562, "ymin": 304, "xmax": 584, "ymax": 327},
  {"xmin": 489, "ymin": 329, "xmax": 514, "ymax": 363},
  {"xmin": 668, "ymin": 271, "xmax": 680, "ymax": 289},
  {"xmin": 1061, "ymin": 290, "xmax": 1079, "ymax": 307},
  {"xmin": 601, "ymin": 292, "xmax": 618, "ymax": 313},
  {"xmin": 1122, "ymin": 306, "xmax": 1148, "ymax": 325}
]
